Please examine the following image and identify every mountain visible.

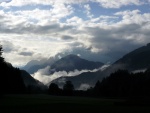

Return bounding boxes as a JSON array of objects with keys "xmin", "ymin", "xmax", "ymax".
[
  {"xmin": 47, "ymin": 54, "xmax": 105, "ymax": 89},
  {"xmin": 95, "ymin": 43, "xmax": 150, "ymax": 82},
  {"xmin": 51, "ymin": 71, "xmax": 100, "ymax": 90},
  {"xmin": 50, "ymin": 54, "xmax": 104, "ymax": 72},
  {"xmin": 22, "ymin": 54, "xmax": 104, "ymax": 76},
  {"xmin": 114, "ymin": 43, "xmax": 150, "ymax": 71},
  {"xmin": 22, "ymin": 57, "xmax": 59, "ymax": 74},
  {"xmin": 21, "ymin": 70, "xmax": 47, "ymax": 92},
  {"xmin": 52, "ymin": 43, "xmax": 150, "ymax": 89}
]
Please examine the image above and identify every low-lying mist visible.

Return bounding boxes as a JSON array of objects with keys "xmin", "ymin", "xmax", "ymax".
[{"xmin": 31, "ymin": 64, "xmax": 110, "ymax": 86}]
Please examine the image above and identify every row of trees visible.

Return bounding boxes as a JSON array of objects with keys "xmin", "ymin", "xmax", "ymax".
[
  {"xmin": 48, "ymin": 81, "xmax": 74, "ymax": 96},
  {"xmin": 48, "ymin": 69, "xmax": 150, "ymax": 98},
  {"xmin": 92, "ymin": 69, "xmax": 150, "ymax": 98}
]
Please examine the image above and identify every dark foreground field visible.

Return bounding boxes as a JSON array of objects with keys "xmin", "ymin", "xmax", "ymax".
[{"xmin": 1, "ymin": 95, "xmax": 150, "ymax": 113}]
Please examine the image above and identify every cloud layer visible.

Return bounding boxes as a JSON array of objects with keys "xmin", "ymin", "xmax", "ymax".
[
  {"xmin": 0, "ymin": 0, "xmax": 150, "ymax": 67},
  {"xmin": 1, "ymin": 0, "xmax": 149, "ymax": 8}
]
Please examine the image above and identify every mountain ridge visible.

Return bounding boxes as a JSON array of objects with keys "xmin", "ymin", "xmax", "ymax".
[
  {"xmin": 50, "ymin": 54, "xmax": 104, "ymax": 72},
  {"xmin": 113, "ymin": 43, "xmax": 150, "ymax": 70}
]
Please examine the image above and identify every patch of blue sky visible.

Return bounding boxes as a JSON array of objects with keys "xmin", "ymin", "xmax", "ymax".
[
  {"xmin": 89, "ymin": 2, "xmax": 117, "ymax": 17},
  {"xmin": 72, "ymin": 4, "xmax": 93, "ymax": 20},
  {"xmin": 120, "ymin": 4, "xmax": 150, "ymax": 13},
  {"xmin": 88, "ymin": 2, "xmax": 150, "ymax": 23},
  {"xmin": 60, "ymin": 4, "xmax": 89, "ymax": 23},
  {"xmin": 28, "ymin": 18, "xmax": 39, "ymax": 24},
  {"xmin": 85, "ymin": 2, "xmax": 120, "ymax": 23},
  {"xmin": 108, "ymin": 4, "xmax": 150, "ymax": 22},
  {"xmin": 0, "ymin": 6, "xmax": 4, "ymax": 10},
  {"xmin": 90, "ymin": 2, "xmax": 150, "ymax": 16}
]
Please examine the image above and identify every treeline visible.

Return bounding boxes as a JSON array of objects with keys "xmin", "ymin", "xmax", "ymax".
[
  {"xmin": 0, "ymin": 45, "xmax": 26, "ymax": 95},
  {"xmin": 92, "ymin": 69, "xmax": 150, "ymax": 98},
  {"xmin": 48, "ymin": 69, "xmax": 150, "ymax": 98},
  {"xmin": 48, "ymin": 81, "xmax": 74, "ymax": 96}
]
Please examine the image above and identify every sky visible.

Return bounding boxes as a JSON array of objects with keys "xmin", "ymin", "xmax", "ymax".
[{"xmin": 0, "ymin": 0, "xmax": 150, "ymax": 67}]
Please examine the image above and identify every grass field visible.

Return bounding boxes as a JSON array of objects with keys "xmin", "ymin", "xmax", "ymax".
[{"xmin": 0, "ymin": 94, "xmax": 150, "ymax": 113}]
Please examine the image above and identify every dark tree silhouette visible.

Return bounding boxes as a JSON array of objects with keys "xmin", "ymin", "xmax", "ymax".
[
  {"xmin": 48, "ymin": 83, "xmax": 61, "ymax": 95},
  {"xmin": 63, "ymin": 81, "xmax": 74, "ymax": 96},
  {"xmin": 96, "ymin": 70, "xmax": 132, "ymax": 97},
  {"xmin": 0, "ymin": 45, "xmax": 4, "ymax": 62},
  {"xmin": 0, "ymin": 45, "xmax": 26, "ymax": 94},
  {"xmin": 91, "ymin": 69, "xmax": 150, "ymax": 98},
  {"xmin": 94, "ymin": 80, "xmax": 101, "ymax": 96}
]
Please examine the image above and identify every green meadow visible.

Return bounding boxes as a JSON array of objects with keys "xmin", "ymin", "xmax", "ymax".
[{"xmin": 0, "ymin": 95, "xmax": 150, "ymax": 113}]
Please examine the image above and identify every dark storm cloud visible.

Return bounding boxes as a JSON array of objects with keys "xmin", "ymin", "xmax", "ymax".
[
  {"xmin": 1, "ymin": 40, "xmax": 34, "ymax": 57},
  {"xmin": 0, "ymin": 41, "xmax": 17, "ymax": 53},
  {"xmin": 0, "ymin": 20, "xmax": 73, "ymax": 35},
  {"xmin": 61, "ymin": 35, "xmax": 74, "ymax": 40},
  {"xmin": 0, "ymin": 11, "xmax": 73, "ymax": 35},
  {"xmin": 19, "ymin": 52, "xmax": 33, "ymax": 56},
  {"xmin": 76, "ymin": 21, "xmax": 150, "ymax": 63},
  {"xmin": 34, "ymin": 24, "xmax": 73, "ymax": 34},
  {"xmin": 58, "ymin": 23, "xmax": 149, "ymax": 64}
]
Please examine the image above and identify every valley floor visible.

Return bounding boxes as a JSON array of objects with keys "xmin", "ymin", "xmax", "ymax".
[{"xmin": 0, "ymin": 94, "xmax": 150, "ymax": 113}]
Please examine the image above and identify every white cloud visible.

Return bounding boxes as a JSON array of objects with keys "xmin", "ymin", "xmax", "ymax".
[
  {"xmin": 0, "ymin": 0, "xmax": 89, "ymax": 7},
  {"xmin": 0, "ymin": 0, "xmax": 148, "ymax": 8},
  {"xmin": 32, "ymin": 65, "xmax": 104, "ymax": 85},
  {"xmin": 95, "ymin": 0, "xmax": 145, "ymax": 8},
  {"xmin": 132, "ymin": 69, "xmax": 147, "ymax": 73},
  {"xmin": 84, "ymin": 4, "xmax": 93, "ymax": 18},
  {"xmin": 78, "ymin": 84, "xmax": 90, "ymax": 90},
  {"xmin": 79, "ymin": 10, "xmax": 150, "ymax": 55},
  {"xmin": 115, "ymin": 10, "xmax": 150, "ymax": 24},
  {"xmin": 0, "ymin": 0, "xmax": 51, "ymax": 7},
  {"xmin": 0, "ymin": 35, "xmax": 69, "ymax": 67}
]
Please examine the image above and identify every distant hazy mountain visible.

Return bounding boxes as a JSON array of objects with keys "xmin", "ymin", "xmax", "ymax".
[
  {"xmin": 22, "ymin": 60, "xmax": 46, "ymax": 74},
  {"xmin": 50, "ymin": 54, "xmax": 104, "ymax": 72},
  {"xmin": 22, "ymin": 57, "xmax": 59, "ymax": 74},
  {"xmin": 23, "ymin": 54, "xmax": 104, "ymax": 75}
]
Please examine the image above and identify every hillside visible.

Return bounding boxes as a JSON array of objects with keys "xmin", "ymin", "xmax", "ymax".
[
  {"xmin": 114, "ymin": 43, "xmax": 150, "ymax": 70},
  {"xmin": 21, "ymin": 70, "xmax": 47, "ymax": 92}
]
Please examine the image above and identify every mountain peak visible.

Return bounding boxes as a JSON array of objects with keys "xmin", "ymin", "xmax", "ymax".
[
  {"xmin": 64, "ymin": 54, "xmax": 79, "ymax": 58},
  {"xmin": 50, "ymin": 54, "xmax": 103, "ymax": 72}
]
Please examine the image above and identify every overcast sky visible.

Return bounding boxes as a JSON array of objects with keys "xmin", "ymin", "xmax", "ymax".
[{"xmin": 0, "ymin": 0, "xmax": 150, "ymax": 67}]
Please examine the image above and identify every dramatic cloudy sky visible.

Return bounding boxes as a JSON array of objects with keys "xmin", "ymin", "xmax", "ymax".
[{"xmin": 0, "ymin": 0, "xmax": 150, "ymax": 67}]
